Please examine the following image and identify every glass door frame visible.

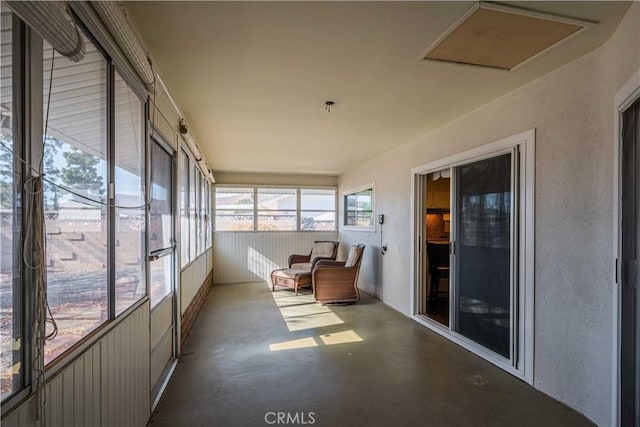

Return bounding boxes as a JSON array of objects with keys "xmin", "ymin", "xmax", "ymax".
[
  {"xmin": 613, "ymin": 68, "xmax": 640, "ymax": 427},
  {"xmin": 147, "ymin": 129, "xmax": 179, "ymax": 407},
  {"xmin": 410, "ymin": 129, "xmax": 535, "ymax": 384},
  {"xmin": 451, "ymin": 150, "xmax": 516, "ymax": 359}
]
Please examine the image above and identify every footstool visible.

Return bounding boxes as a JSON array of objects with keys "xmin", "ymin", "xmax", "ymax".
[{"xmin": 271, "ymin": 268, "xmax": 312, "ymax": 295}]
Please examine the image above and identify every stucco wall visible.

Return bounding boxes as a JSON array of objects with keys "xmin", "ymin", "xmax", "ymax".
[
  {"xmin": 338, "ymin": 4, "xmax": 640, "ymax": 425},
  {"xmin": 214, "ymin": 171, "xmax": 337, "ymax": 187}
]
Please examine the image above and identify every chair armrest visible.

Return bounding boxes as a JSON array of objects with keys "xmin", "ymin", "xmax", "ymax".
[
  {"xmin": 313, "ymin": 260, "xmax": 346, "ymax": 269},
  {"xmin": 311, "ymin": 258, "xmax": 343, "ymax": 269},
  {"xmin": 288, "ymin": 254, "xmax": 310, "ymax": 268}
]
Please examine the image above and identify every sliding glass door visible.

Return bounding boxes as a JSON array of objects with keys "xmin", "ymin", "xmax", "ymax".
[
  {"xmin": 453, "ymin": 153, "xmax": 513, "ymax": 359},
  {"xmin": 414, "ymin": 131, "xmax": 534, "ymax": 379}
]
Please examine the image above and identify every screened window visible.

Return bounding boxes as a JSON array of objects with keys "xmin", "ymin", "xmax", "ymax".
[
  {"xmin": 189, "ymin": 160, "xmax": 197, "ymax": 261},
  {"xmin": 204, "ymin": 182, "xmax": 211, "ymax": 249},
  {"xmin": 257, "ymin": 188, "xmax": 297, "ymax": 231},
  {"xmin": 178, "ymin": 153, "xmax": 210, "ymax": 265},
  {"xmin": 114, "ymin": 71, "xmax": 145, "ymax": 315},
  {"xmin": 215, "ymin": 187, "xmax": 254, "ymax": 231},
  {"xmin": 301, "ymin": 189, "xmax": 336, "ymax": 230},
  {"xmin": 344, "ymin": 187, "xmax": 374, "ymax": 229},
  {"xmin": 214, "ymin": 187, "xmax": 337, "ymax": 232},
  {"xmin": 180, "ymin": 150, "xmax": 189, "ymax": 266},
  {"xmin": 149, "ymin": 142, "xmax": 173, "ymax": 306},
  {"xmin": 0, "ymin": 6, "xmax": 22, "ymax": 400},
  {"xmin": 197, "ymin": 170, "xmax": 205, "ymax": 254},
  {"xmin": 42, "ymin": 33, "xmax": 109, "ymax": 364}
]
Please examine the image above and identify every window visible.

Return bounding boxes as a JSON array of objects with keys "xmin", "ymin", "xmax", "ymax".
[
  {"xmin": 114, "ymin": 71, "xmax": 145, "ymax": 315},
  {"xmin": 37, "ymin": 24, "xmax": 147, "ymax": 365},
  {"xmin": 301, "ymin": 189, "xmax": 336, "ymax": 230},
  {"xmin": 215, "ymin": 187, "xmax": 255, "ymax": 231},
  {"xmin": 0, "ymin": 6, "xmax": 22, "ymax": 400},
  {"xmin": 149, "ymin": 142, "xmax": 173, "ymax": 306},
  {"xmin": 1, "ymin": 0, "xmax": 151, "ymax": 403},
  {"xmin": 204, "ymin": 182, "xmax": 211, "ymax": 249},
  {"xmin": 180, "ymin": 150, "xmax": 189, "ymax": 266},
  {"xmin": 189, "ymin": 160, "xmax": 196, "ymax": 261},
  {"xmin": 42, "ymin": 33, "xmax": 109, "ymax": 363},
  {"xmin": 197, "ymin": 170, "xmax": 205, "ymax": 254},
  {"xmin": 344, "ymin": 187, "xmax": 374, "ymax": 229},
  {"xmin": 257, "ymin": 188, "xmax": 297, "ymax": 231},
  {"xmin": 214, "ymin": 186, "xmax": 337, "ymax": 232},
  {"xmin": 178, "ymin": 152, "xmax": 210, "ymax": 265}
]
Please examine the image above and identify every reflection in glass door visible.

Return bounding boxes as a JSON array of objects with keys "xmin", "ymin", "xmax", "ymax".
[{"xmin": 454, "ymin": 153, "xmax": 513, "ymax": 358}]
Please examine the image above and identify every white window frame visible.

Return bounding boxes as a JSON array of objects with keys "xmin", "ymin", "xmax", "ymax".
[
  {"xmin": 213, "ymin": 184, "xmax": 338, "ymax": 232},
  {"xmin": 179, "ymin": 144, "xmax": 213, "ymax": 270},
  {"xmin": 342, "ymin": 183, "xmax": 376, "ymax": 232},
  {"xmin": 299, "ymin": 188, "xmax": 338, "ymax": 232},
  {"xmin": 409, "ymin": 129, "xmax": 535, "ymax": 384},
  {"xmin": 256, "ymin": 187, "xmax": 298, "ymax": 232}
]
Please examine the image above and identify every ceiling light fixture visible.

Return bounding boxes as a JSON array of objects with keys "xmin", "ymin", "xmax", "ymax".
[{"xmin": 324, "ymin": 101, "xmax": 335, "ymax": 112}]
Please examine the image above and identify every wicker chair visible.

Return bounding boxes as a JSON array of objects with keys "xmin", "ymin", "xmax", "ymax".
[
  {"xmin": 312, "ymin": 244, "xmax": 365, "ymax": 304},
  {"xmin": 271, "ymin": 241, "xmax": 339, "ymax": 294},
  {"xmin": 287, "ymin": 241, "xmax": 339, "ymax": 271}
]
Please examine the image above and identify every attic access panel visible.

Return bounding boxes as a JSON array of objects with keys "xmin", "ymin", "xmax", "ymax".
[{"xmin": 421, "ymin": 3, "xmax": 593, "ymax": 71}]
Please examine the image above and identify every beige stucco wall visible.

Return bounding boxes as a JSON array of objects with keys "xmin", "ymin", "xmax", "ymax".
[
  {"xmin": 214, "ymin": 171, "xmax": 337, "ymax": 187},
  {"xmin": 338, "ymin": 3, "xmax": 640, "ymax": 425}
]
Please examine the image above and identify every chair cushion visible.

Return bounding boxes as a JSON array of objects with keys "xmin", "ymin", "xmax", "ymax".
[
  {"xmin": 344, "ymin": 245, "xmax": 363, "ymax": 268},
  {"xmin": 290, "ymin": 262, "xmax": 312, "ymax": 271},
  {"xmin": 310, "ymin": 242, "xmax": 335, "ymax": 262},
  {"xmin": 272, "ymin": 268, "xmax": 310, "ymax": 280}
]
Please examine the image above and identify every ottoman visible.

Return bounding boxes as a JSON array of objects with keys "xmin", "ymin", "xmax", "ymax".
[{"xmin": 271, "ymin": 268, "xmax": 312, "ymax": 295}]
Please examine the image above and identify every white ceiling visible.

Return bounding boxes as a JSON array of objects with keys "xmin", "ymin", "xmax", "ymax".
[{"xmin": 124, "ymin": 1, "xmax": 631, "ymax": 176}]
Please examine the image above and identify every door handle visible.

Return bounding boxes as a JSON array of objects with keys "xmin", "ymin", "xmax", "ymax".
[{"xmin": 148, "ymin": 247, "xmax": 173, "ymax": 262}]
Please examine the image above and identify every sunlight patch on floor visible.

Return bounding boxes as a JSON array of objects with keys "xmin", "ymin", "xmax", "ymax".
[
  {"xmin": 268, "ymin": 282, "xmax": 363, "ymax": 351},
  {"xmin": 269, "ymin": 329, "xmax": 363, "ymax": 352},
  {"xmin": 318, "ymin": 329, "xmax": 363, "ymax": 345},
  {"xmin": 271, "ymin": 289, "xmax": 344, "ymax": 331},
  {"xmin": 269, "ymin": 337, "xmax": 318, "ymax": 352}
]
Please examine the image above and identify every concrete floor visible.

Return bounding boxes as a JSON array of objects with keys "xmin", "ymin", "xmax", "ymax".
[{"xmin": 149, "ymin": 282, "xmax": 591, "ymax": 427}]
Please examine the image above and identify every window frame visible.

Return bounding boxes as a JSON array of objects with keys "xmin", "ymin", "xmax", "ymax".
[
  {"xmin": 300, "ymin": 188, "xmax": 337, "ymax": 231},
  {"xmin": 178, "ymin": 145, "xmax": 212, "ymax": 270},
  {"xmin": 213, "ymin": 185, "xmax": 338, "ymax": 233},
  {"xmin": 342, "ymin": 183, "xmax": 376, "ymax": 232},
  {"xmin": 10, "ymin": 10, "xmax": 148, "ymax": 388},
  {"xmin": 256, "ymin": 187, "xmax": 298, "ymax": 231},
  {"xmin": 179, "ymin": 148, "xmax": 190, "ymax": 267},
  {"xmin": 2, "ymin": 2, "xmax": 155, "ymax": 411},
  {"xmin": 41, "ymin": 23, "xmax": 112, "ymax": 366},
  {"xmin": 0, "ymin": 9, "xmax": 27, "ymax": 405},
  {"xmin": 213, "ymin": 186, "xmax": 256, "ymax": 232},
  {"xmin": 113, "ymin": 69, "xmax": 146, "ymax": 317}
]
